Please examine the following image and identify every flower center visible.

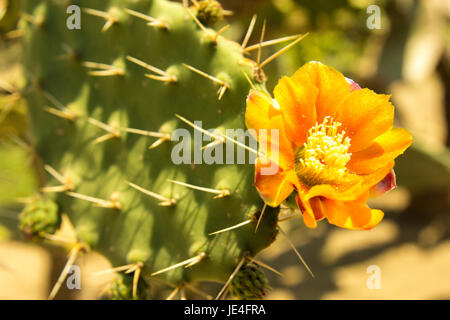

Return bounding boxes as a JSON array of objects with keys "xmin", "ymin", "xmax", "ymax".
[{"xmin": 295, "ymin": 116, "xmax": 351, "ymax": 186}]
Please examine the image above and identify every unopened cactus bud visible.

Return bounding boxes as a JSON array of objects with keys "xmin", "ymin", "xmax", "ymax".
[
  {"xmin": 229, "ymin": 263, "xmax": 270, "ymax": 300},
  {"xmin": 19, "ymin": 198, "xmax": 60, "ymax": 240},
  {"xmin": 195, "ymin": 0, "xmax": 225, "ymax": 26},
  {"xmin": 106, "ymin": 273, "xmax": 149, "ymax": 300}
]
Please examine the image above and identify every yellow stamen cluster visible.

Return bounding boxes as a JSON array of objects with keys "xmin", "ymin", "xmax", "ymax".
[{"xmin": 296, "ymin": 116, "xmax": 351, "ymax": 186}]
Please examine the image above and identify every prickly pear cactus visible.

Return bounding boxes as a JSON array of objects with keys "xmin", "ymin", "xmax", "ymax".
[{"xmin": 19, "ymin": 0, "xmax": 279, "ymax": 298}]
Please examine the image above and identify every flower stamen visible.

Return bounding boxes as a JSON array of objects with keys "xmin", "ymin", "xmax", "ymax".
[{"xmin": 296, "ymin": 116, "xmax": 351, "ymax": 186}]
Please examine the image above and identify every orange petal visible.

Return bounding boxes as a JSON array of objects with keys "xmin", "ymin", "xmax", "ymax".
[
  {"xmin": 336, "ymin": 89, "xmax": 394, "ymax": 152},
  {"xmin": 304, "ymin": 161, "xmax": 394, "ymax": 202},
  {"xmin": 265, "ymin": 114, "xmax": 295, "ymax": 170},
  {"xmin": 254, "ymin": 157, "xmax": 295, "ymax": 207},
  {"xmin": 322, "ymin": 194, "xmax": 384, "ymax": 230},
  {"xmin": 363, "ymin": 210, "xmax": 385, "ymax": 230},
  {"xmin": 347, "ymin": 128, "xmax": 413, "ymax": 174},
  {"xmin": 246, "ymin": 89, "xmax": 294, "ymax": 170},
  {"xmin": 273, "ymin": 75, "xmax": 318, "ymax": 146},
  {"xmin": 291, "ymin": 61, "xmax": 350, "ymax": 122},
  {"xmin": 245, "ymin": 89, "xmax": 281, "ymax": 139},
  {"xmin": 296, "ymin": 193, "xmax": 317, "ymax": 229}
]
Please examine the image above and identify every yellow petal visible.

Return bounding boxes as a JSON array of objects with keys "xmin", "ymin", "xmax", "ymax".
[
  {"xmin": 323, "ymin": 194, "xmax": 384, "ymax": 230},
  {"xmin": 335, "ymin": 89, "xmax": 394, "ymax": 153},
  {"xmin": 347, "ymin": 128, "xmax": 413, "ymax": 174},
  {"xmin": 254, "ymin": 157, "xmax": 295, "ymax": 207},
  {"xmin": 296, "ymin": 193, "xmax": 317, "ymax": 229},
  {"xmin": 292, "ymin": 61, "xmax": 350, "ymax": 122},
  {"xmin": 273, "ymin": 75, "xmax": 318, "ymax": 147},
  {"xmin": 363, "ymin": 209, "xmax": 384, "ymax": 230},
  {"xmin": 246, "ymin": 90, "xmax": 295, "ymax": 170},
  {"xmin": 303, "ymin": 161, "xmax": 394, "ymax": 203},
  {"xmin": 245, "ymin": 89, "xmax": 280, "ymax": 139},
  {"xmin": 265, "ymin": 114, "xmax": 295, "ymax": 170}
]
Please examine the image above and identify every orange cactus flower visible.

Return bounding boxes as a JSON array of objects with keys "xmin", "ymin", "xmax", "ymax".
[{"xmin": 245, "ymin": 61, "xmax": 413, "ymax": 230}]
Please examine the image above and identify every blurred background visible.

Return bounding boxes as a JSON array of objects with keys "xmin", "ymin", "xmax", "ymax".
[{"xmin": 0, "ymin": 0, "xmax": 449, "ymax": 299}]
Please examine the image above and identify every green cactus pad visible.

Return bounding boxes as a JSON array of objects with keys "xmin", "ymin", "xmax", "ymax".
[{"xmin": 20, "ymin": 0, "xmax": 278, "ymax": 292}]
